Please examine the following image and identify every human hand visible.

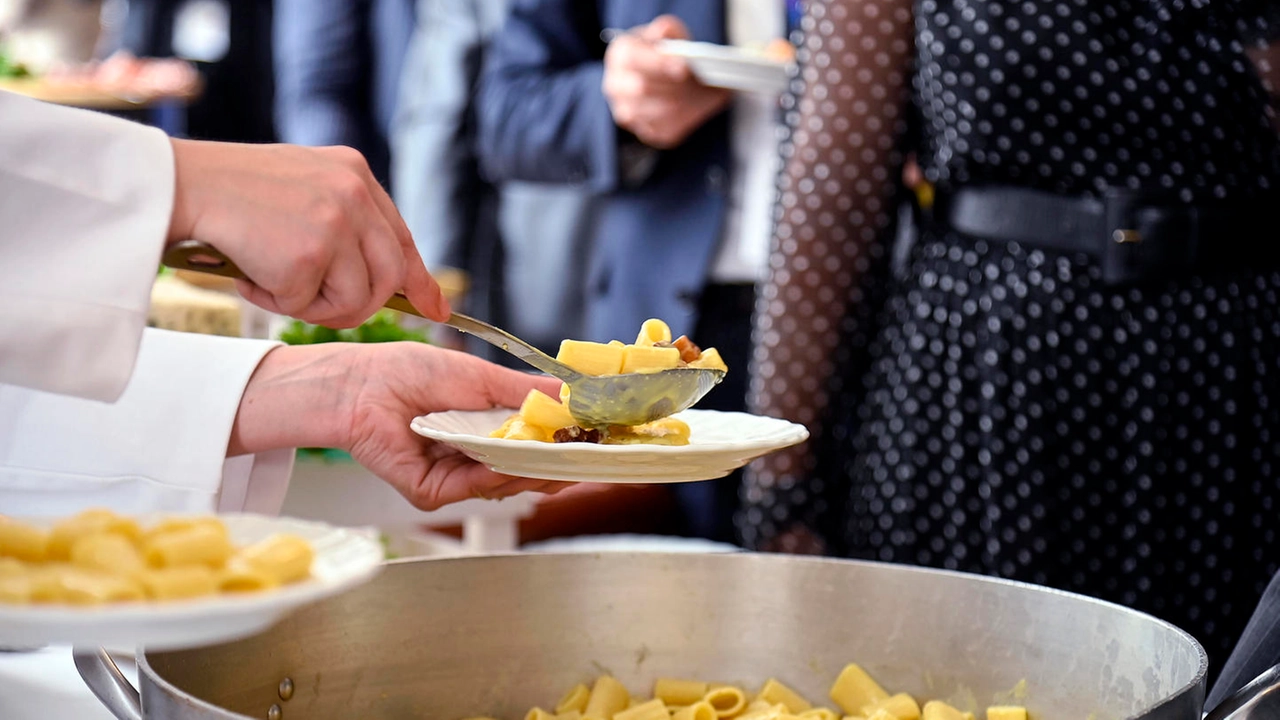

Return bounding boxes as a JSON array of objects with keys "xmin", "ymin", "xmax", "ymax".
[
  {"xmin": 602, "ymin": 15, "xmax": 732, "ymax": 149},
  {"xmin": 229, "ymin": 342, "xmax": 568, "ymax": 510},
  {"xmin": 166, "ymin": 140, "xmax": 450, "ymax": 328}
]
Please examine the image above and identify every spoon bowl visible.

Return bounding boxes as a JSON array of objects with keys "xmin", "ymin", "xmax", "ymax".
[{"xmin": 162, "ymin": 240, "xmax": 726, "ymax": 427}]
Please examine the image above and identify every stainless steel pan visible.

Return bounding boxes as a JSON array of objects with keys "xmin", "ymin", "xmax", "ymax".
[{"xmin": 75, "ymin": 553, "xmax": 1280, "ymax": 720}]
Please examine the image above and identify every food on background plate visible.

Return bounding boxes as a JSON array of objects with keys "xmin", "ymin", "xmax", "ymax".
[
  {"xmin": 760, "ymin": 38, "xmax": 796, "ymax": 63},
  {"xmin": 0, "ymin": 509, "xmax": 314, "ymax": 605},
  {"xmin": 489, "ymin": 319, "xmax": 727, "ymax": 446},
  {"xmin": 461, "ymin": 663, "xmax": 1028, "ymax": 720}
]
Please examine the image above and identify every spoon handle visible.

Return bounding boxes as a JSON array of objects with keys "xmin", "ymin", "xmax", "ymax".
[{"xmin": 162, "ymin": 240, "xmax": 580, "ymax": 382}]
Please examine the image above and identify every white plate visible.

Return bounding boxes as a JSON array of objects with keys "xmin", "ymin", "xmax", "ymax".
[
  {"xmin": 410, "ymin": 409, "xmax": 808, "ymax": 483},
  {"xmin": 0, "ymin": 514, "xmax": 383, "ymax": 651},
  {"xmin": 658, "ymin": 39, "xmax": 792, "ymax": 95}
]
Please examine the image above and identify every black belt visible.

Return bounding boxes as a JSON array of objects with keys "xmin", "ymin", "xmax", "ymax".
[{"xmin": 929, "ymin": 186, "xmax": 1279, "ymax": 285}]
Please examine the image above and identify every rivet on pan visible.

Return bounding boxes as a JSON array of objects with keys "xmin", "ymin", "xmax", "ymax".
[
  {"xmin": 1112, "ymin": 229, "xmax": 1142, "ymax": 244},
  {"xmin": 267, "ymin": 703, "xmax": 282, "ymax": 720},
  {"xmin": 278, "ymin": 678, "xmax": 294, "ymax": 701}
]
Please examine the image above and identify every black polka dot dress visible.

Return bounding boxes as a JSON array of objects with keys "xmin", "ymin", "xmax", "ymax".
[{"xmin": 739, "ymin": 0, "xmax": 1280, "ymax": 675}]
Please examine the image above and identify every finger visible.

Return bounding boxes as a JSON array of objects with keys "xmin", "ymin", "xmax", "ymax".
[
  {"xmin": 479, "ymin": 363, "xmax": 565, "ymax": 409},
  {"xmin": 302, "ymin": 241, "xmax": 375, "ymax": 328},
  {"xmin": 360, "ymin": 171, "xmax": 450, "ymax": 320},
  {"xmin": 610, "ymin": 35, "xmax": 687, "ymax": 82}
]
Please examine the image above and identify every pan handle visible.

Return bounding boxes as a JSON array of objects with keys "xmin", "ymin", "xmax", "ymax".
[
  {"xmin": 73, "ymin": 646, "xmax": 143, "ymax": 720},
  {"xmin": 1205, "ymin": 662, "xmax": 1280, "ymax": 720}
]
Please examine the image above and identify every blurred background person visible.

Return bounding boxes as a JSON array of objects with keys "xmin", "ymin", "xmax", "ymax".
[
  {"xmin": 740, "ymin": 0, "xmax": 1280, "ymax": 682},
  {"xmin": 273, "ymin": 0, "xmax": 413, "ymax": 186},
  {"xmin": 391, "ymin": 0, "xmax": 594, "ymax": 359},
  {"xmin": 476, "ymin": 1, "xmax": 792, "ymax": 543}
]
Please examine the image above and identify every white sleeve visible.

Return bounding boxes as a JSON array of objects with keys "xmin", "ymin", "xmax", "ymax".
[
  {"xmin": 0, "ymin": 329, "xmax": 295, "ymax": 516},
  {"xmin": 0, "ymin": 91, "xmax": 175, "ymax": 403}
]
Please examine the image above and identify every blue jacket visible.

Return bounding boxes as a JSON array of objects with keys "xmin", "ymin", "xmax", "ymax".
[{"xmin": 476, "ymin": 0, "xmax": 730, "ymax": 343}]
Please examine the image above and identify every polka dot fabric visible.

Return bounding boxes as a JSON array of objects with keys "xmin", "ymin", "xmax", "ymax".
[{"xmin": 739, "ymin": 0, "xmax": 1280, "ymax": 678}]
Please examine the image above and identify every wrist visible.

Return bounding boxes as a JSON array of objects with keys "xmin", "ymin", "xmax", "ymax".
[
  {"xmin": 166, "ymin": 137, "xmax": 204, "ymax": 246},
  {"xmin": 228, "ymin": 343, "xmax": 365, "ymax": 456}
]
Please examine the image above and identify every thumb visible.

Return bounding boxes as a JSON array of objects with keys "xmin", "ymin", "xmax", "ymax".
[{"xmin": 643, "ymin": 14, "xmax": 691, "ymax": 41}]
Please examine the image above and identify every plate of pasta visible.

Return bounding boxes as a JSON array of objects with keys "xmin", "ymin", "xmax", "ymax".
[
  {"xmin": 410, "ymin": 408, "xmax": 809, "ymax": 483},
  {"xmin": 0, "ymin": 511, "xmax": 384, "ymax": 650}
]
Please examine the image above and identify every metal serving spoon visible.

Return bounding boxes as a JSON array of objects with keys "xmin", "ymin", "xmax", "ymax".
[{"xmin": 161, "ymin": 240, "xmax": 725, "ymax": 427}]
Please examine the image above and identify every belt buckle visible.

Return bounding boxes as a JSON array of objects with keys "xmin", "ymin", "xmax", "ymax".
[{"xmin": 1101, "ymin": 187, "xmax": 1197, "ymax": 285}]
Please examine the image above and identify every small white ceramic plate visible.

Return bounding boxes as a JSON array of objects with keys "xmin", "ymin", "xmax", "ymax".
[
  {"xmin": 658, "ymin": 39, "xmax": 792, "ymax": 94},
  {"xmin": 410, "ymin": 409, "xmax": 809, "ymax": 483},
  {"xmin": 0, "ymin": 514, "xmax": 383, "ymax": 651}
]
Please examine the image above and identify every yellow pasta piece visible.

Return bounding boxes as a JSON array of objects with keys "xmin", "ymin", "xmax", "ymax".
[
  {"xmin": 635, "ymin": 318, "xmax": 673, "ymax": 346},
  {"xmin": 141, "ymin": 516, "xmax": 229, "ymax": 542},
  {"xmin": 829, "ymin": 665, "xmax": 889, "ymax": 716},
  {"xmin": 920, "ymin": 702, "xmax": 967, "ymax": 720},
  {"xmin": 496, "ymin": 418, "xmax": 552, "ymax": 442},
  {"xmin": 526, "ymin": 708, "xmax": 556, "ymax": 720},
  {"xmin": 144, "ymin": 525, "xmax": 233, "ymax": 569},
  {"xmin": 841, "ymin": 717, "xmax": 867, "ymax": 720},
  {"xmin": 861, "ymin": 694, "xmax": 920, "ymax": 720},
  {"xmin": 0, "ymin": 517, "xmax": 49, "ymax": 562},
  {"xmin": 615, "ymin": 698, "xmax": 668, "ymax": 720},
  {"xmin": 71, "ymin": 532, "xmax": 146, "ymax": 578},
  {"xmin": 800, "ymin": 709, "xmax": 839, "ymax": 720},
  {"xmin": 620, "ymin": 345, "xmax": 682, "ymax": 373},
  {"xmin": 138, "ymin": 566, "xmax": 219, "ymax": 600},
  {"xmin": 53, "ymin": 567, "xmax": 144, "ymax": 605},
  {"xmin": 0, "ymin": 570, "xmax": 34, "ymax": 603},
  {"xmin": 674, "ymin": 702, "xmax": 718, "ymax": 720},
  {"xmin": 866, "ymin": 711, "xmax": 897, "ymax": 720},
  {"xmin": 756, "ymin": 679, "xmax": 812, "ymax": 713},
  {"xmin": 218, "ymin": 563, "xmax": 281, "ymax": 593},
  {"xmin": 583, "ymin": 675, "xmax": 630, "ymax": 720},
  {"xmin": 655, "ymin": 679, "xmax": 709, "ymax": 707},
  {"xmin": 739, "ymin": 703, "xmax": 790, "ymax": 720},
  {"xmin": 984, "ymin": 708, "xmax": 1026, "ymax": 720},
  {"xmin": 557, "ymin": 340, "xmax": 625, "ymax": 376},
  {"xmin": 233, "ymin": 534, "xmax": 313, "ymax": 585},
  {"xmin": 47, "ymin": 509, "xmax": 141, "ymax": 561},
  {"xmin": 688, "ymin": 347, "xmax": 728, "ymax": 372},
  {"xmin": 518, "ymin": 389, "xmax": 577, "ymax": 432},
  {"xmin": 556, "ymin": 711, "xmax": 583, "ymax": 720},
  {"xmin": 704, "ymin": 686, "xmax": 748, "ymax": 718},
  {"xmin": 605, "ymin": 417, "xmax": 691, "ymax": 446},
  {"xmin": 0, "ymin": 557, "xmax": 25, "ymax": 575},
  {"xmin": 556, "ymin": 684, "xmax": 591, "ymax": 714}
]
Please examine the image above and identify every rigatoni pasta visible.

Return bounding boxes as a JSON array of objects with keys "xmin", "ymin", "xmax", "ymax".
[
  {"xmin": 0, "ymin": 509, "xmax": 314, "ymax": 606},
  {"xmin": 466, "ymin": 664, "xmax": 1026, "ymax": 720}
]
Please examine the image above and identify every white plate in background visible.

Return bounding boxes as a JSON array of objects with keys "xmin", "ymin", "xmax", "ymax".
[
  {"xmin": 658, "ymin": 39, "xmax": 792, "ymax": 94},
  {"xmin": 0, "ymin": 514, "xmax": 383, "ymax": 651},
  {"xmin": 410, "ymin": 409, "xmax": 808, "ymax": 484}
]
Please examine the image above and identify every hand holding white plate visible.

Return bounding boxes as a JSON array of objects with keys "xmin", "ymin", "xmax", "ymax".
[
  {"xmin": 657, "ymin": 39, "xmax": 792, "ymax": 95},
  {"xmin": 0, "ymin": 514, "xmax": 383, "ymax": 651},
  {"xmin": 410, "ymin": 409, "xmax": 808, "ymax": 483}
]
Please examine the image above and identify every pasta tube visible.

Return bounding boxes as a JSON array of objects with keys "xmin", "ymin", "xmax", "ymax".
[
  {"xmin": 861, "ymin": 694, "xmax": 919, "ymax": 720},
  {"xmin": 0, "ymin": 570, "xmax": 33, "ymax": 603},
  {"xmin": 673, "ymin": 701, "xmax": 719, "ymax": 720},
  {"xmin": 583, "ymin": 675, "xmax": 629, "ymax": 720},
  {"xmin": 144, "ymin": 525, "xmax": 233, "ymax": 569},
  {"xmin": 614, "ymin": 698, "xmax": 668, "ymax": 720},
  {"xmin": 138, "ymin": 566, "xmax": 219, "ymax": 600},
  {"xmin": 756, "ymin": 679, "xmax": 812, "ymax": 713},
  {"xmin": 71, "ymin": 533, "xmax": 146, "ymax": 578},
  {"xmin": 799, "ymin": 709, "xmax": 839, "ymax": 720},
  {"xmin": 635, "ymin": 318, "xmax": 673, "ymax": 346},
  {"xmin": 829, "ymin": 665, "xmax": 889, "ymax": 715},
  {"xmin": 218, "ymin": 564, "xmax": 281, "ymax": 593},
  {"xmin": 620, "ymin": 345, "xmax": 681, "ymax": 373},
  {"xmin": 233, "ymin": 534, "xmax": 313, "ymax": 585},
  {"xmin": 526, "ymin": 708, "xmax": 556, "ymax": 720},
  {"xmin": 53, "ymin": 567, "xmax": 144, "ymax": 605},
  {"xmin": 47, "ymin": 509, "xmax": 141, "ymax": 561},
  {"xmin": 555, "ymin": 684, "xmax": 591, "ymax": 714},
  {"xmin": 984, "ymin": 709, "xmax": 1026, "ymax": 720},
  {"xmin": 920, "ymin": 702, "xmax": 966, "ymax": 720},
  {"xmin": 655, "ymin": 679, "xmax": 709, "ymax": 707},
  {"xmin": 704, "ymin": 686, "xmax": 747, "ymax": 718},
  {"xmin": 0, "ymin": 517, "xmax": 48, "ymax": 562}
]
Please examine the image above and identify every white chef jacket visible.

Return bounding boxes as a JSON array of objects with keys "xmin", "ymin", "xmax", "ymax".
[{"xmin": 0, "ymin": 90, "xmax": 295, "ymax": 719}]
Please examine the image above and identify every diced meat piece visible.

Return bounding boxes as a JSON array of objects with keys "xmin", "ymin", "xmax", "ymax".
[
  {"xmin": 672, "ymin": 336, "xmax": 702, "ymax": 363},
  {"xmin": 552, "ymin": 426, "xmax": 606, "ymax": 444}
]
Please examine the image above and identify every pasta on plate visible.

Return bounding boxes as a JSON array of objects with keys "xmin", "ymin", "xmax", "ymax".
[
  {"xmin": 463, "ymin": 664, "xmax": 1029, "ymax": 720},
  {"xmin": 0, "ymin": 509, "xmax": 314, "ymax": 605},
  {"xmin": 490, "ymin": 319, "xmax": 727, "ymax": 446}
]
